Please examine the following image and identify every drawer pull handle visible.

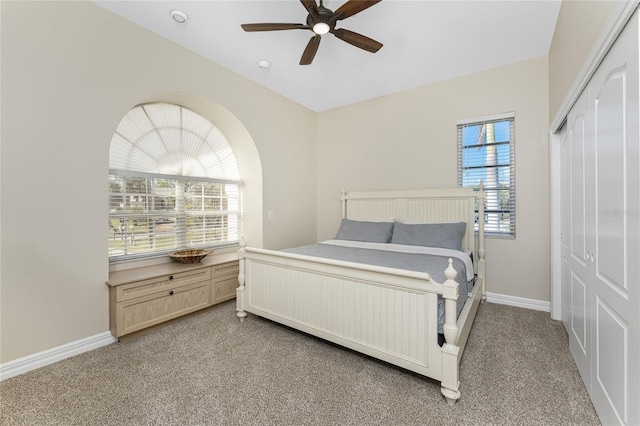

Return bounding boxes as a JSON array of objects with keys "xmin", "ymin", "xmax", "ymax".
[
  {"xmin": 169, "ymin": 290, "xmax": 174, "ymax": 295},
  {"xmin": 169, "ymin": 275, "xmax": 174, "ymax": 280}
]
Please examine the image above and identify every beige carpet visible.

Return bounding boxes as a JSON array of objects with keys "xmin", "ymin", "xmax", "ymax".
[{"xmin": 0, "ymin": 301, "xmax": 600, "ymax": 425}]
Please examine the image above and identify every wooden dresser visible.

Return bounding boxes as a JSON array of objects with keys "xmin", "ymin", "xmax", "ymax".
[{"xmin": 106, "ymin": 252, "xmax": 239, "ymax": 338}]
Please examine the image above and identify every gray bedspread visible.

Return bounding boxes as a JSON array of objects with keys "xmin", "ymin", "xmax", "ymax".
[{"xmin": 283, "ymin": 242, "xmax": 474, "ymax": 333}]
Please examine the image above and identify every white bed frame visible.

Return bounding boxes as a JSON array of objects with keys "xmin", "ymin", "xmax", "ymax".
[{"xmin": 236, "ymin": 185, "xmax": 486, "ymax": 405}]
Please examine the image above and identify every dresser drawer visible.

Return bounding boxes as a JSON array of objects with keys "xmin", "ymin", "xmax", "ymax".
[
  {"xmin": 116, "ymin": 268, "xmax": 211, "ymax": 302},
  {"xmin": 212, "ymin": 261, "xmax": 239, "ymax": 279},
  {"xmin": 213, "ymin": 275, "xmax": 240, "ymax": 304},
  {"xmin": 115, "ymin": 281, "xmax": 210, "ymax": 336}
]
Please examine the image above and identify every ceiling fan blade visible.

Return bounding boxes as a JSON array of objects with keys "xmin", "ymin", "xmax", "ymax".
[
  {"xmin": 300, "ymin": 0, "xmax": 318, "ymax": 13},
  {"xmin": 241, "ymin": 23, "xmax": 306, "ymax": 32},
  {"xmin": 300, "ymin": 35, "xmax": 321, "ymax": 65},
  {"xmin": 331, "ymin": 28, "xmax": 382, "ymax": 53},
  {"xmin": 334, "ymin": 0, "xmax": 382, "ymax": 19}
]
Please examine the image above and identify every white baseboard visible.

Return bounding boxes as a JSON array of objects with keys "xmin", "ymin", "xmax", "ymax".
[
  {"xmin": 0, "ymin": 332, "xmax": 117, "ymax": 381},
  {"xmin": 486, "ymin": 291, "xmax": 550, "ymax": 313},
  {"xmin": 0, "ymin": 293, "xmax": 548, "ymax": 381}
]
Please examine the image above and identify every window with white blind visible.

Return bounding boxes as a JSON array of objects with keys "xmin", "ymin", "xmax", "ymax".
[
  {"xmin": 457, "ymin": 113, "xmax": 515, "ymax": 238},
  {"xmin": 109, "ymin": 103, "xmax": 241, "ymax": 262}
]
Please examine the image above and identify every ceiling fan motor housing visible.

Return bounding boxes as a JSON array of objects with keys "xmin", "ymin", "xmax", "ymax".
[{"xmin": 307, "ymin": 5, "xmax": 337, "ymax": 33}]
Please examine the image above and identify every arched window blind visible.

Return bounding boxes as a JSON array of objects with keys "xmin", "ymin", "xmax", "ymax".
[{"xmin": 108, "ymin": 103, "xmax": 241, "ymax": 262}]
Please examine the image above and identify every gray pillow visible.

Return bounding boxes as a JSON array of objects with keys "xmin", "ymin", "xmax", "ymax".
[
  {"xmin": 335, "ymin": 219, "xmax": 394, "ymax": 243},
  {"xmin": 390, "ymin": 222, "xmax": 467, "ymax": 251}
]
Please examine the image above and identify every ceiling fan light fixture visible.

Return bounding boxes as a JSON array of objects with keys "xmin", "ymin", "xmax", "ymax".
[
  {"xmin": 313, "ymin": 22, "xmax": 330, "ymax": 35},
  {"xmin": 170, "ymin": 9, "xmax": 189, "ymax": 24}
]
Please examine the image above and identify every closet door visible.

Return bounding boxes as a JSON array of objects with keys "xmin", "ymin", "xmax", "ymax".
[
  {"xmin": 563, "ymin": 89, "xmax": 592, "ymax": 386},
  {"xmin": 587, "ymin": 12, "xmax": 640, "ymax": 426}
]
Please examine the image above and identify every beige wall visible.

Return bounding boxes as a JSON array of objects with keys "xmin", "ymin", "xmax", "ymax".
[
  {"xmin": 317, "ymin": 56, "xmax": 550, "ymax": 302},
  {"xmin": 1, "ymin": 1, "xmax": 317, "ymax": 363},
  {"xmin": 548, "ymin": 0, "xmax": 618, "ymax": 122}
]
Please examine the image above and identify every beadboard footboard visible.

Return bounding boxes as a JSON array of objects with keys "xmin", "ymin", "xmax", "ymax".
[{"xmin": 236, "ymin": 247, "xmax": 472, "ymax": 404}]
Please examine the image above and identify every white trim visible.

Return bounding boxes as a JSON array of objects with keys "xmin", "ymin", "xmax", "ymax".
[
  {"xmin": 549, "ymin": 127, "xmax": 565, "ymax": 321},
  {"xmin": 457, "ymin": 111, "xmax": 515, "ymax": 126},
  {"xmin": 550, "ymin": 0, "xmax": 639, "ymax": 133},
  {"xmin": 485, "ymin": 292, "xmax": 550, "ymax": 313},
  {"xmin": 0, "ymin": 293, "xmax": 549, "ymax": 383},
  {"xmin": 0, "ymin": 332, "xmax": 116, "ymax": 381}
]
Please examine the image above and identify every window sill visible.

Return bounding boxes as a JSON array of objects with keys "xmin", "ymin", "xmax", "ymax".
[{"xmin": 109, "ymin": 244, "xmax": 240, "ymax": 273}]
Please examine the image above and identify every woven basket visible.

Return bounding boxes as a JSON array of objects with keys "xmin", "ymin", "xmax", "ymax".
[{"xmin": 169, "ymin": 249, "xmax": 212, "ymax": 264}]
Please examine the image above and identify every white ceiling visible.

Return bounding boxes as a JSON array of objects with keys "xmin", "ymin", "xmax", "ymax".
[{"xmin": 94, "ymin": 0, "xmax": 561, "ymax": 112}]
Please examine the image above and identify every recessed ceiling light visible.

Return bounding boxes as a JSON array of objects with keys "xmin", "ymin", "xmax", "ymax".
[
  {"xmin": 257, "ymin": 60, "xmax": 271, "ymax": 70},
  {"xmin": 170, "ymin": 9, "xmax": 188, "ymax": 24}
]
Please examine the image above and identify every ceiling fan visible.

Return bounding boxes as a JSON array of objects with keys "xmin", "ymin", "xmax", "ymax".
[{"xmin": 241, "ymin": 0, "xmax": 383, "ymax": 65}]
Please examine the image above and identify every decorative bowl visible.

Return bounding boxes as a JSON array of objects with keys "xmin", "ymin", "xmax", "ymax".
[{"xmin": 169, "ymin": 249, "xmax": 212, "ymax": 264}]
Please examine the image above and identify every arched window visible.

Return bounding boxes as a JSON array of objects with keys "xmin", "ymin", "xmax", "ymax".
[{"xmin": 108, "ymin": 103, "xmax": 241, "ymax": 262}]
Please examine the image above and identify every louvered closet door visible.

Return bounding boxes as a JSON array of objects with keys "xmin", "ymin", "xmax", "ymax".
[
  {"xmin": 586, "ymin": 11, "xmax": 640, "ymax": 425},
  {"xmin": 563, "ymin": 88, "xmax": 592, "ymax": 388}
]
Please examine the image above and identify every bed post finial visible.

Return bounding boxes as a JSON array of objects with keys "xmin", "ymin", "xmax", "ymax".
[
  {"xmin": 442, "ymin": 259, "xmax": 459, "ymax": 345},
  {"xmin": 341, "ymin": 188, "xmax": 348, "ymax": 219},
  {"xmin": 477, "ymin": 181, "xmax": 486, "ymax": 301},
  {"xmin": 236, "ymin": 238, "xmax": 247, "ymax": 322}
]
